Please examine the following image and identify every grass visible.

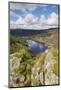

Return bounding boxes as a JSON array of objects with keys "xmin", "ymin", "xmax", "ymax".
[
  {"xmin": 53, "ymin": 48, "xmax": 58, "ymax": 76},
  {"xmin": 14, "ymin": 63, "xmax": 26, "ymax": 74},
  {"xmin": 53, "ymin": 63, "xmax": 58, "ymax": 76},
  {"xmin": 10, "ymin": 31, "xmax": 59, "ymax": 86}
]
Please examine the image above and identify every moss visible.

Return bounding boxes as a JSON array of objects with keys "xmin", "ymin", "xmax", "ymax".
[
  {"xmin": 53, "ymin": 62, "xmax": 58, "ymax": 76},
  {"xmin": 26, "ymin": 59, "xmax": 35, "ymax": 66},
  {"xmin": 53, "ymin": 48, "xmax": 58, "ymax": 76},
  {"xmin": 14, "ymin": 63, "xmax": 26, "ymax": 74},
  {"xmin": 53, "ymin": 48, "xmax": 58, "ymax": 61}
]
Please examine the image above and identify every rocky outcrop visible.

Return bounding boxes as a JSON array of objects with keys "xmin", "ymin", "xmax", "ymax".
[{"xmin": 9, "ymin": 48, "xmax": 58, "ymax": 87}]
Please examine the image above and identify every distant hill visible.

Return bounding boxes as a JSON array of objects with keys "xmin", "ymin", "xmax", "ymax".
[{"xmin": 10, "ymin": 28, "xmax": 58, "ymax": 36}]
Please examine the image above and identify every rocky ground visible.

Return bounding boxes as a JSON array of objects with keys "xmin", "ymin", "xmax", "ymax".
[
  {"xmin": 9, "ymin": 48, "xmax": 58, "ymax": 87},
  {"xmin": 9, "ymin": 29, "xmax": 59, "ymax": 87}
]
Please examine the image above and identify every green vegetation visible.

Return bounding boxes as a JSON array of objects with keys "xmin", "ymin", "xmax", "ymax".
[
  {"xmin": 53, "ymin": 63, "xmax": 58, "ymax": 76},
  {"xmin": 10, "ymin": 29, "xmax": 59, "ymax": 87},
  {"xmin": 53, "ymin": 48, "xmax": 58, "ymax": 76},
  {"xmin": 14, "ymin": 63, "xmax": 26, "ymax": 74},
  {"xmin": 10, "ymin": 35, "xmax": 28, "ymax": 53}
]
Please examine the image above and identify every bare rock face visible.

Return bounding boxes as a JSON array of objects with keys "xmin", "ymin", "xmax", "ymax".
[
  {"xmin": 44, "ymin": 50, "xmax": 58, "ymax": 85},
  {"xmin": 45, "ymin": 72, "xmax": 58, "ymax": 85}
]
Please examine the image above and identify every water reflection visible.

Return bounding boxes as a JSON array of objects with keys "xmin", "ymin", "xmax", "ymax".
[{"xmin": 26, "ymin": 40, "xmax": 48, "ymax": 53}]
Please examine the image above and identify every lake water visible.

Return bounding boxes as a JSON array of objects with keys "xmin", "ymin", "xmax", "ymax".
[{"xmin": 26, "ymin": 40, "xmax": 48, "ymax": 53}]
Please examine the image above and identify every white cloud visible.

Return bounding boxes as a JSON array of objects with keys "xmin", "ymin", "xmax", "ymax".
[
  {"xmin": 24, "ymin": 13, "xmax": 38, "ymax": 24},
  {"xmin": 10, "ymin": 3, "xmax": 37, "ymax": 13},
  {"xmin": 10, "ymin": 20, "xmax": 15, "ymax": 29},
  {"xmin": 46, "ymin": 12, "xmax": 58, "ymax": 26},
  {"xmin": 10, "ymin": 3, "xmax": 49, "ymax": 14},
  {"xmin": 10, "ymin": 11, "xmax": 19, "ymax": 18},
  {"xmin": 16, "ymin": 16, "xmax": 25, "ymax": 24},
  {"xmin": 40, "ymin": 15, "xmax": 46, "ymax": 24},
  {"xmin": 10, "ymin": 12, "xmax": 58, "ymax": 29},
  {"xmin": 10, "ymin": 3, "xmax": 58, "ymax": 29}
]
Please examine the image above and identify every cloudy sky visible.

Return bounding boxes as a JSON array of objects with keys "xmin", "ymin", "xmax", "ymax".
[{"xmin": 10, "ymin": 2, "xmax": 59, "ymax": 29}]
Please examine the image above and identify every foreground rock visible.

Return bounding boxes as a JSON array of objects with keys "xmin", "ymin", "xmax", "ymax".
[{"xmin": 9, "ymin": 48, "xmax": 58, "ymax": 87}]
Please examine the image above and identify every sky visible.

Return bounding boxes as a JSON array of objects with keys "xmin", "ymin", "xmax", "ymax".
[{"xmin": 10, "ymin": 2, "xmax": 59, "ymax": 29}]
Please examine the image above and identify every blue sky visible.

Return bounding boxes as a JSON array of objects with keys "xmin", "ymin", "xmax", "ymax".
[{"xmin": 10, "ymin": 3, "xmax": 59, "ymax": 29}]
